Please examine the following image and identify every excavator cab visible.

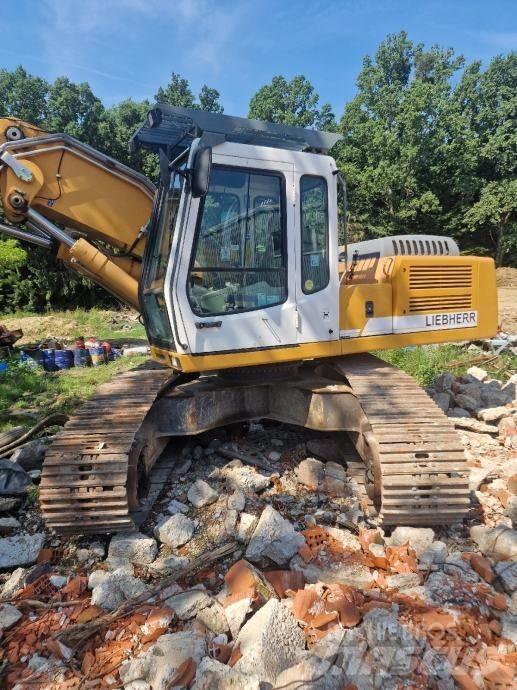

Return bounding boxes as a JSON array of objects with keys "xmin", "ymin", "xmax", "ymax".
[{"xmin": 134, "ymin": 105, "xmax": 343, "ymax": 371}]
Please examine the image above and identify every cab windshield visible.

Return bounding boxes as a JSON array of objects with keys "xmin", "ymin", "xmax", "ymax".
[{"xmin": 187, "ymin": 166, "xmax": 287, "ymax": 316}]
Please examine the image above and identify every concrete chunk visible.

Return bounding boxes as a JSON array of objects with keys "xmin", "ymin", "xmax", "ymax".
[
  {"xmin": 120, "ymin": 631, "xmax": 206, "ymax": 690},
  {"xmin": 234, "ymin": 599, "xmax": 305, "ymax": 683},
  {"xmin": 0, "ymin": 603, "xmax": 22, "ymax": 631},
  {"xmin": 0, "ymin": 532, "xmax": 45, "ymax": 569},
  {"xmin": 91, "ymin": 567, "xmax": 149, "ymax": 611},
  {"xmin": 107, "ymin": 531, "xmax": 158, "ymax": 569},
  {"xmin": 188, "ymin": 479, "xmax": 218, "ymax": 508},
  {"xmin": 164, "ymin": 589, "xmax": 212, "ymax": 620},
  {"xmin": 296, "ymin": 458, "xmax": 325, "ymax": 489},
  {"xmin": 154, "ymin": 513, "xmax": 195, "ymax": 548},
  {"xmin": 192, "ymin": 656, "xmax": 261, "ymax": 690},
  {"xmin": 224, "ymin": 466, "xmax": 270, "ymax": 494},
  {"xmin": 470, "ymin": 525, "xmax": 517, "ymax": 560},
  {"xmin": 274, "ymin": 655, "xmax": 345, "ymax": 690},
  {"xmin": 246, "ymin": 505, "xmax": 304, "ymax": 565},
  {"xmin": 388, "ymin": 526, "xmax": 435, "ymax": 558}
]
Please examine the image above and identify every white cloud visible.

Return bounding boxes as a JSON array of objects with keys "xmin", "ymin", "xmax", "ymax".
[
  {"xmin": 38, "ymin": 0, "xmax": 248, "ymax": 91},
  {"xmin": 467, "ymin": 30, "xmax": 517, "ymax": 52}
]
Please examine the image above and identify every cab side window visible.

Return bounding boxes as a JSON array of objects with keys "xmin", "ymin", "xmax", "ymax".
[{"xmin": 300, "ymin": 176, "xmax": 329, "ymax": 294}]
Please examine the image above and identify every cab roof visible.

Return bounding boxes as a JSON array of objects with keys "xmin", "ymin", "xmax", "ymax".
[{"xmin": 130, "ymin": 104, "xmax": 341, "ymax": 157}]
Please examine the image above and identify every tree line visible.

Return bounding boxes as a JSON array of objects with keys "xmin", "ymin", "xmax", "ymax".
[{"xmin": 0, "ymin": 31, "xmax": 515, "ymax": 313}]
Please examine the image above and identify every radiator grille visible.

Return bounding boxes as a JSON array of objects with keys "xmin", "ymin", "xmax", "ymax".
[
  {"xmin": 409, "ymin": 265, "xmax": 472, "ymax": 290},
  {"xmin": 409, "ymin": 295, "xmax": 472, "ymax": 313}
]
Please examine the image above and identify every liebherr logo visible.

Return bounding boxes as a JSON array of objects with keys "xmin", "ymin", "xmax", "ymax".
[
  {"xmin": 393, "ymin": 310, "xmax": 478, "ymax": 334},
  {"xmin": 424, "ymin": 311, "xmax": 477, "ymax": 328}
]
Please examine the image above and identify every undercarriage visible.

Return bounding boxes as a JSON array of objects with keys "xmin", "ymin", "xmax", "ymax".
[{"xmin": 40, "ymin": 354, "xmax": 470, "ymax": 535}]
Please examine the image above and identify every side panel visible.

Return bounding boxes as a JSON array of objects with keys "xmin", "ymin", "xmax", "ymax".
[{"xmin": 339, "ymin": 255, "xmax": 497, "ymax": 340}]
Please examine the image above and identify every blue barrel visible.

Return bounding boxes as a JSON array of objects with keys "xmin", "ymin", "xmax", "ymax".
[
  {"xmin": 42, "ymin": 348, "xmax": 57, "ymax": 372},
  {"xmin": 0, "ymin": 361, "xmax": 7, "ymax": 374},
  {"xmin": 55, "ymin": 349, "xmax": 74, "ymax": 370},
  {"xmin": 88, "ymin": 346, "xmax": 106, "ymax": 367},
  {"xmin": 74, "ymin": 348, "xmax": 91, "ymax": 367},
  {"xmin": 22, "ymin": 349, "xmax": 45, "ymax": 368}
]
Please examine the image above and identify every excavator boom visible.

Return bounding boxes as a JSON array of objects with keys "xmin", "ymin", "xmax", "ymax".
[{"xmin": 0, "ymin": 117, "xmax": 154, "ymax": 308}]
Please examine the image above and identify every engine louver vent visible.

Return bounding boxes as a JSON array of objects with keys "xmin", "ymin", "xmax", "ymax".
[
  {"xmin": 409, "ymin": 295, "xmax": 472, "ymax": 312},
  {"xmin": 409, "ymin": 265, "xmax": 472, "ymax": 290}
]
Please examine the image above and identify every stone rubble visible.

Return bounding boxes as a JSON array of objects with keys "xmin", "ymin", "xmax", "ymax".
[
  {"xmin": 245, "ymin": 505, "xmax": 305, "ymax": 565},
  {"xmin": 106, "ymin": 531, "xmax": 158, "ymax": 569},
  {"xmin": 1, "ymin": 364, "xmax": 516, "ymax": 689},
  {"xmin": 154, "ymin": 512, "xmax": 195, "ymax": 548},
  {"xmin": 187, "ymin": 479, "xmax": 219, "ymax": 508}
]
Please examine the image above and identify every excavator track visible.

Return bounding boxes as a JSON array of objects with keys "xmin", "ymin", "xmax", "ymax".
[
  {"xmin": 40, "ymin": 354, "xmax": 470, "ymax": 535},
  {"xmin": 336, "ymin": 354, "xmax": 471, "ymax": 526},
  {"xmin": 40, "ymin": 364, "xmax": 174, "ymax": 535}
]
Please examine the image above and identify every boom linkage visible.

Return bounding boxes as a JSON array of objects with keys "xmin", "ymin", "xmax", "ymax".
[{"xmin": 0, "ymin": 117, "xmax": 155, "ymax": 309}]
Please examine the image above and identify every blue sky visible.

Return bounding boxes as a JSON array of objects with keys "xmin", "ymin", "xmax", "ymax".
[{"xmin": 2, "ymin": 0, "xmax": 516, "ymax": 118}]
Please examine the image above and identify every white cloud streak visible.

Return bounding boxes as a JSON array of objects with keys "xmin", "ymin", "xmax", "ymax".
[{"xmin": 38, "ymin": 0, "xmax": 248, "ymax": 93}]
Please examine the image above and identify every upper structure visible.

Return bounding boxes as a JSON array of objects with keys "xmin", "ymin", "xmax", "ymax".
[{"xmin": 130, "ymin": 104, "xmax": 342, "ymax": 157}]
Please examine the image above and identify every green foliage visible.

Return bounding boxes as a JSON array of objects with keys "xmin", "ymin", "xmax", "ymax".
[
  {"xmin": 155, "ymin": 73, "xmax": 223, "ymax": 113},
  {"xmin": 465, "ymin": 180, "xmax": 517, "ymax": 266},
  {"xmin": 336, "ymin": 32, "xmax": 476, "ymax": 243},
  {"xmin": 335, "ymin": 33, "xmax": 516, "ymax": 260},
  {"xmin": 0, "ymin": 239, "xmax": 26, "ymax": 270},
  {"xmin": 0, "ymin": 66, "xmax": 48, "ymax": 123},
  {"xmin": 248, "ymin": 75, "xmax": 335, "ymax": 130},
  {"xmin": 0, "ymin": 354, "xmax": 146, "ymax": 433},
  {"xmin": 379, "ymin": 344, "xmax": 515, "ymax": 386},
  {"xmin": 0, "ymin": 239, "xmax": 27, "ymax": 312}
]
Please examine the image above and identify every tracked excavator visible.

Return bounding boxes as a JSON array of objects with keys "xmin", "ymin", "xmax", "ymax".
[{"xmin": 0, "ymin": 107, "xmax": 498, "ymax": 534}]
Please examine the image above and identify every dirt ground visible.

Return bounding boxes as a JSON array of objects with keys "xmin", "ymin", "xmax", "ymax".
[
  {"xmin": 498, "ymin": 287, "xmax": 517, "ymax": 333},
  {"xmin": 497, "ymin": 267, "xmax": 517, "ymax": 333}
]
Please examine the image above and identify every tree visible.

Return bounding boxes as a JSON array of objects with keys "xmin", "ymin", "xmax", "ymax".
[
  {"xmin": 155, "ymin": 72, "xmax": 195, "ymax": 108},
  {"xmin": 336, "ymin": 32, "xmax": 477, "ymax": 243},
  {"xmin": 465, "ymin": 180, "xmax": 517, "ymax": 266},
  {"xmin": 198, "ymin": 85, "xmax": 223, "ymax": 113},
  {"xmin": 100, "ymin": 98, "xmax": 158, "ymax": 180},
  {"xmin": 248, "ymin": 75, "xmax": 335, "ymax": 129},
  {"xmin": 0, "ymin": 239, "xmax": 26, "ymax": 270},
  {"xmin": 0, "ymin": 66, "xmax": 48, "ymax": 124},
  {"xmin": 46, "ymin": 77, "xmax": 104, "ymax": 147},
  {"xmin": 155, "ymin": 73, "xmax": 223, "ymax": 113},
  {"xmin": 455, "ymin": 53, "xmax": 516, "ymax": 263}
]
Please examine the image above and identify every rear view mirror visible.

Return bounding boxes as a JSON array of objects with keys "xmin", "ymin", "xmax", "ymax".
[{"xmin": 189, "ymin": 139, "xmax": 212, "ymax": 198}]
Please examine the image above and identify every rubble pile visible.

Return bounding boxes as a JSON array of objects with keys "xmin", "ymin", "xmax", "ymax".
[
  {"xmin": 0, "ymin": 367, "xmax": 515, "ymax": 689},
  {"xmin": 427, "ymin": 366, "xmax": 516, "ymax": 529}
]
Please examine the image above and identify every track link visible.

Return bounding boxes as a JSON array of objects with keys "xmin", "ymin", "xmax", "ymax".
[
  {"xmin": 337, "ymin": 354, "xmax": 471, "ymax": 526},
  {"xmin": 40, "ymin": 364, "xmax": 174, "ymax": 535}
]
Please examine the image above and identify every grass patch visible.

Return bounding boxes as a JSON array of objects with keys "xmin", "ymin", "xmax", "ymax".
[
  {"xmin": 0, "ymin": 355, "xmax": 147, "ymax": 433},
  {"xmin": 379, "ymin": 344, "xmax": 516, "ymax": 386}
]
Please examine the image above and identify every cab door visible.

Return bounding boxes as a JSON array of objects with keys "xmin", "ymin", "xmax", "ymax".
[
  {"xmin": 294, "ymin": 171, "xmax": 339, "ymax": 344},
  {"xmin": 170, "ymin": 154, "xmax": 297, "ymax": 355}
]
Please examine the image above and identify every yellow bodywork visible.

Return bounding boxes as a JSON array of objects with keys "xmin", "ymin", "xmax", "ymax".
[
  {"xmin": 0, "ymin": 117, "xmax": 47, "ymax": 144},
  {"xmin": 0, "ymin": 119, "xmax": 153, "ymax": 309},
  {"xmin": 152, "ymin": 254, "xmax": 497, "ymax": 373}
]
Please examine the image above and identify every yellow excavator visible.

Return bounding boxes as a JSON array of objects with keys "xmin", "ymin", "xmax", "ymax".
[{"xmin": 0, "ymin": 107, "xmax": 498, "ymax": 534}]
